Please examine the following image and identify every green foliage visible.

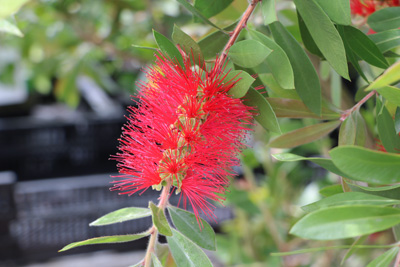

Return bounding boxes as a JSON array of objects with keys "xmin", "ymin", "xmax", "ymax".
[
  {"xmin": 225, "ymin": 70, "xmax": 255, "ymax": 98},
  {"xmin": 228, "ymin": 40, "xmax": 272, "ymax": 68},
  {"xmin": 89, "ymin": 207, "xmax": 152, "ymax": 226},
  {"xmin": 368, "ymin": 7, "xmax": 400, "ymax": 32},
  {"xmin": 150, "ymin": 202, "xmax": 173, "ymax": 237}
]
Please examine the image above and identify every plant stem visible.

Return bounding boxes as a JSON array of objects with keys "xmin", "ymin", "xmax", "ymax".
[
  {"xmin": 340, "ymin": 90, "xmax": 377, "ymax": 121},
  {"xmin": 143, "ymin": 180, "xmax": 172, "ymax": 267},
  {"xmin": 215, "ymin": 0, "xmax": 262, "ymax": 69}
]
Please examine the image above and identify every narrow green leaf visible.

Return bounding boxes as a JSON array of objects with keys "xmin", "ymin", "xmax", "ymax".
[
  {"xmin": 270, "ymin": 21, "xmax": 321, "ymax": 115},
  {"xmin": 378, "ymin": 86, "xmax": 400, "ymax": 107},
  {"xmin": 339, "ymin": 109, "xmax": 367, "ymax": 146},
  {"xmin": 269, "ymin": 121, "xmax": 340, "ymax": 148},
  {"xmin": 89, "ymin": 207, "xmax": 151, "ymax": 226},
  {"xmin": 228, "ymin": 40, "xmax": 272, "ymax": 68},
  {"xmin": 0, "ymin": 19, "xmax": 23, "ymax": 37},
  {"xmin": 337, "ymin": 25, "xmax": 369, "ymax": 83},
  {"xmin": 368, "ymin": 7, "xmax": 400, "ymax": 32},
  {"xmin": 297, "ymin": 12, "xmax": 323, "ymax": 57},
  {"xmin": 290, "ymin": 205, "xmax": 400, "ymax": 240},
  {"xmin": 132, "ymin": 44, "xmax": 159, "ymax": 51},
  {"xmin": 261, "ymin": 0, "xmax": 277, "ymax": 25},
  {"xmin": 243, "ymin": 88, "xmax": 281, "ymax": 134},
  {"xmin": 294, "ymin": 0, "xmax": 349, "ymax": 79},
  {"xmin": 395, "ymin": 107, "xmax": 400, "ymax": 134},
  {"xmin": 314, "ymin": 0, "xmax": 351, "ymax": 25},
  {"xmin": 168, "ymin": 206, "xmax": 216, "ymax": 251},
  {"xmin": 150, "ymin": 202, "xmax": 172, "ymax": 236},
  {"xmin": 343, "ymin": 26, "xmax": 388, "ymax": 69},
  {"xmin": 366, "ymin": 61, "xmax": 400, "ymax": 91},
  {"xmin": 369, "ymin": 29, "xmax": 400, "ymax": 53},
  {"xmin": 167, "ymin": 228, "xmax": 213, "ymax": 267},
  {"xmin": 367, "ymin": 247, "xmax": 400, "ymax": 267},
  {"xmin": 176, "ymin": 0, "xmax": 223, "ymax": 31},
  {"xmin": 225, "ymin": 70, "xmax": 255, "ymax": 98},
  {"xmin": 377, "ymin": 99, "xmax": 400, "ymax": 153},
  {"xmin": 302, "ymin": 192, "xmax": 400, "ymax": 213},
  {"xmin": 172, "ymin": 25, "xmax": 204, "ymax": 66},
  {"xmin": 248, "ymin": 30, "xmax": 294, "ymax": 89},
  {"xmin": 267, "ymin": 98, "xmax": 340, "ymax": 120},
  {"xmin": 271, "ymin": 244, "xmax": 397, "ymax": 256},
  {"xmin": 151, "ymin": 253, "xmax": 163, "ymax": 267},
  {"xmin": 198, "ymin": 23, "xmax": 236, "ymax": 59},
  {"xmin": 330, "ymin": 146, "xmax": 400, "ymax": 184},
  {"xmin": 319, "ymin": 184, "xmax": 344, "ymax": 197},
  {"xmin": 272, "ymin": 152, "xmax": 359, "ymax": 180},
  {"xmin": 349, "ymin": 184, "xmax": 400, "ymax": 200},
  {"xmin": 59, "ymin": 233, "xmax": 149, "ymax": 252},
  {"xmin": 153, "ymin": 30, "xmax": 184, "ymax": 68},
  {"xmin": 193, "ymin": 0, "xmax": 233, "ymax": 19},
  {"xmin": 259, "ymin": 74, "xmax": 299, "ymax": 99},
  {"xmin": 0, "ymin": 0, "xmax": 29, "ymax": 19}
]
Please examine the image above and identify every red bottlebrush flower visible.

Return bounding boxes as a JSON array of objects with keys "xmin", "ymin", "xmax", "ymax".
[
  {"xmin": 111, "ymin": 52, "xmax": 253, "ymax": 222},
  {"xmin": 350, "ymin": 0, "xmax": 400, "ymax": 17}
]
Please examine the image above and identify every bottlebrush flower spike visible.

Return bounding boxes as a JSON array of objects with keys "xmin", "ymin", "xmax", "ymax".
[{"xmin": 111, "ymin": 52, "xmax": 254, "ymax": 222}]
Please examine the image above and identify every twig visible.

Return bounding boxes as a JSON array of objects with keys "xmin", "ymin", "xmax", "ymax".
[
  {"xmin": 215, "ymin": 0, "xmax": 262, "ymax": 69},
  {"xmin": 340, "ymin": 90, "xmax": 377, "ymax": 121}
]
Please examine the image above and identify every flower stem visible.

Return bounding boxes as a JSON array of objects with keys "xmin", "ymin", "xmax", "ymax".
[
  {"xmin": 215, "ymin": 0, "xmax": 262, "ymax": 69},
  {"xmin": 143, "ymin": 180, "xmax": 172, "ymax": 267},
  {"xmin": 340, "ymin": 90, "xmax": 377, "ymax": 121}
]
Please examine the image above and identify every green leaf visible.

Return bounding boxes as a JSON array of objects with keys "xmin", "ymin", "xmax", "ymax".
[
  {"xmin": 367, "ymin": 247, "xmax": 400, "ymax": 267},
  {"xmin": 343, "ymin": 26, "xmax": 388, "ymax": 69},
  {"xmin": 369, "ymin": 29, "xmax": 400, "ymax": 53},
  {"xmin": 349, "ymin": 184, "xmax": 400, "ymax": 200},
  {"xmin": 198, "ymin": 23, "xmax": 236, "ymax": 59},
  {"xmin": 368, "ymin": 7, "xmax": 400, "ymax": 32},
  {"xmin": 259, "ymin": 74, "xmax": 299, "ymax": 99},
  {"xmin": 366, "ymin": 61, "xmax": 400, "ymax": 91},
  {"xmin": 377, "ymin": 86, "xmax": 400, "ymax": 107},
  {"xmin": 150, "ymin": 202, "xmax": 172, "ymax": 236},
  {"xmin": 228, "ymin": 40, "xmax": 272, "ymax": 68},
  {"xmin": 270, "ymin": 21, "xmax": 322, "ymax": 115},
  {"xmin": 0, "ymin": 0, "xmax": 29, "ymax": 19},
  {"xmin": 267, "ymin": 97, "xmax": 340, "ymax": 120},
  {"xmin": 243, "ymin": 88, "xmax": 281, "ymax": 134},
  {"xmin": 153, "ymin": 30, "xmax": 184, "ymax": 68},
  {"xmin": 167, "ymin": 228, "xmax": 213, "ymax": 267},
  {"xmin": 319, "ymin": 184, "xmax": 344, "ymax": 197},
  {"xmin": 377, "ymin": 98, "xmax": 400, "ymax": 153},
  {"xmin": 172, "ymin": 25, "xmax": 204, "ymax": 66},
  {"xmin": 269, "ymin": 121, "xmax": 340, "ymax": 148},
  {"xmin": 151, "ymin": 253, "xmax": 163, "ymax": 267},
  {"xmin": 132, "ymin": 44, "xmax": 159, "ymax": 51},
  {"xmin": 339, "ymin": 109, "xmax": 367, "ymax": 146},
  {"xmin": 0, "ymin": 19, "xmax": 23, "ymax": 37},
  {"xmin": 272, "ymin": 152, "xmax": 359, "ymax": 180},
  {"xmin": 302, "ymin": 192, "xmax": 400, "ymax": 213},
  {"xmin": 297, "ymin": 12, "xmax": 323, "ymax": 57},
  {"xmin": 294, "ymin": 0, "xmax": 349, "ymax": 80},
  {"xmin": 225, "ymin": 70, "xmax": 255, "ymax": 98},
  {"xmin": 342, "ymin": 236, "xmax": 368, "ymax": 265},
  {"xmin": 337, "ymin": 25, "xmax": 369, "ymax": 83},
  {"xmin": 89, "ymin": 207, "xmax": 151, "ymax": 226},
  {"xmin": 248, "ymin": 30, "xmax": 294, "ymax": 89},
  {"xmin": 261, "ymin": 0, "xmax": 277, "ymax": 25},
  {"xmin": 330, "ymin": 146, "xmax": 400, "ymax": 184},
  {"xmin": 59, "ymin": 233, "xmax": 149, "ymax": 252},
  {"xmin": 168, "ymin": 206, "xmax": 216, "ymax": 251},
  {"xmin": 176, "ymin": 0, "xmax": 223, "ymax": 31},
  {"xmin": 193, "ymin": 0, "xmax": 233, "ymax": 19},
  {"xmin": 314, "ymin": 0, "xmax": 351, "ymax": 25},
  {"xmin": 290, "ymin": 205, "xmax": 400, "ymax": 240}
]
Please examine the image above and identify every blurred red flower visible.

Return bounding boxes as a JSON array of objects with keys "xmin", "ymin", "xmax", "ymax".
[
  {"xmin": 350, "ymin": 0, "xmax": 400, "ymax": 17},
  {"xmin": 111, "ymin": 53, "xmax": 253, "ymax": 221}
]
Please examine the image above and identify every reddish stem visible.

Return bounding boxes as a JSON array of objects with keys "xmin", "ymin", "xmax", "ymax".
[
  {"xmin": 340, "ymin": 90, "xmax": 377, "ymax": 121},
  {"xmin": 215, "ymin": 0, "xmax": 262, "ymax": 69}
]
